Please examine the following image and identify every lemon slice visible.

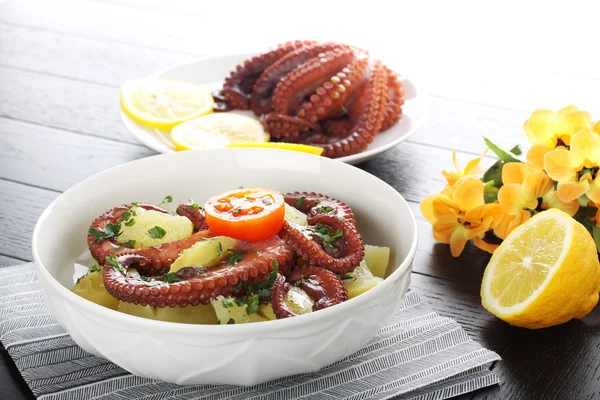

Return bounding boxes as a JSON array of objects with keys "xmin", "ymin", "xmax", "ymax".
[
  {"xmin": 481, "ymin": 209, "xmax": 600, "ymax": 329},
  {"xmin": 226, "ymin": 142, "xmax": 324, "ymax": 156},
  {"xmin": 120, "ymin": 79, "xmax": 214, "ymax": 130},
  {"xmin": 171, "ymin": 113, "xmax": 268, "ymax": 150}
]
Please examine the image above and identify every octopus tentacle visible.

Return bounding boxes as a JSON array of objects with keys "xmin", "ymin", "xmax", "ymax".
[
  {"xmin": 87, "ymin": 203, "xmax": 171, "ymax": 265},
  {"xmin": 315, "ymin": 61, "xmax": 388, "ymax": 158},
  {"xmin": 271, "ymin": 266, "xmax": 348, "ymax": 319},
  {"xmin": 176, "ymin": 204, "xmax": 207, "ymax": 231},
  {"xmin": 222, "ymin": 40, "xmax": 316, "ymax": 110},
  {"xmin": 271, "ymin": 47, "xmax": 359, "ymax": 118},
  {"xmin": 296, "ymin": 56, "xmax": 369, "ymax": 124},
  {"xmin": 284, "ymin": 191, "xmax": 355, "ymax": 225},
  {"xmin": 323, "ymin": 117, "xmax": 352, "ymax": 138},
  {"xmin": 381, "ymin": 67, "xmax": 405, "ymax": 132},
  {"xmin": 260, "ymin": 113, "xmax": 321, "ymax": 139},
  {"xmin": 103, "ymin": 236, "xmax": 295, "ymax": 307},
  {"xmin": 278, "ymin": 214, "xmax": 364, "ymax": 274},
  {"xmin": 250, "ymin": 42, "xmax": 347, "ymax": 116}
]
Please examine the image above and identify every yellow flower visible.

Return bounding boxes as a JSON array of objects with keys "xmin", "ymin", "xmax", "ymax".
[
  {"xmin": 524, "ymin": 105, "xmax": 592, "ymax": 147},
  {"xmin": 441, "ymin": 150, "xmax": 487, "ymax": 187},
  {"xmin": 497, "ymin": 162, "xmax": 553, "ymax": 215},
  {"xmin": 421, "ymin": 176, "xmax": 503, "ymax": 257},
  {"xmin": 540, "ymin": 189, "xmax": 580, "ymax": 216},
  {"xmin": 494, "ymin": 210, "xmax": 530, "ymax": 240},
  {"xmin": 544, "ymin": 129, "xmax": 600, "ymax": 203}
]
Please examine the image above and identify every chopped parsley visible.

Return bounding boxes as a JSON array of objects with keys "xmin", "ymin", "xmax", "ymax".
[
  {"xmin": 216, "ymin": 242, "xmax": 223, "ymax": 257},
  {"xmin": 124, "ymin": 219, "xmax": 136, "ymax": 227},
  {"xmin": 316, "ymin": 205, "xmax": 335, "ymax": 214},
  {"xmin": 147, "ymin": 226, "xmax": 167, "ymax": 239},
  {"xmin": 229, "ymin": 261, "xmax": 279, "ymax": 315},
  {"xmin": 111, "ymin": 246, "xmax": 121, "ymax": 252},
  {"xmin": 119, "ymin": 240, "xmax": 136, "ymax": 248},
  {"xmin": 105, "ymin": 254, "xmax": 123, "ymax": 273},
  {"xmin": 295, "ymin": 196, "xmax": 305, "ymax": 209},
  {"xmin": 293, "ymin": 277, "xmax": 307, "ymax": 287},
  {"xmin": 187, "ymin": 199, "xmax": 201, "ymax": 210},
  {"xmin": 222, "ymin": 298, "xmax": 234, "ymax": 308},
  {"xmin": 252, "ymin": 250, "xmax": 260, "ymax": 255},
  {"xmin": 89, "ymin": 222, "xmax": 122, "ymax": 242},
  {"xmin": 162, "ymin": 195, "xmax": 173, "ymax": 204},
  {"xmin": 225, "ymin": 249, "xmax": 247, "ymax": 265},
  {"xmin": 262, "ymin": 197, "xmax": 272, "ymax": 206},
  {"xmin": 245, "ymin": 294, "xmax": 260, "ymax": 314},
  {"xmin": 120, "ymin": 209, "xmax": 136, "ymax": 222},
  {"xmin": 337, "ymin": 274, "xmax": 355, "ymax": 281},
  {"xmin": 162, "ymin": 272, "xmax": 182, "ymax": 283},
  {"xmin": 233, "ymin": 208, "xmax": 242, "ymax": 214},
  {"xmin": 90, "ymin": 264, "xmax": 102, "ymax": 273},
  {"xmin": 131, "ymin": 202, "xmax": 139, "ymax": 207},
  {"xmin": 227, "ymin": 318, "xmax": 235, "ymax": 325},
  {"xmin": 310, "ymin": 224, "xmax": 343, "ymax": 248}
]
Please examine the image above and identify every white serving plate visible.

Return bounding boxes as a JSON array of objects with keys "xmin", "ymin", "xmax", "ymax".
[
  {"xmin": 32, "ymin": 148, "xmax": 418, "ymax": 385},
  {"xmin": 121, "ymin": 53, "xmax": 430, "ymax": 165}
]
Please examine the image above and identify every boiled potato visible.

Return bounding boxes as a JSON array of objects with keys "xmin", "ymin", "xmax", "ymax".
[
  {"xmin": 71, "ymin": 270, "xmax": 120, "ymax": 310},
  {"xmin": 343, "ymin": 260, "xmax": 383, "ymax": 299},
  {"xmin": 155, "ymin": 304, "xmax": 218, "ymax": 324},
  {"xmin": 117, "ymin": 301, "xmax": 157, "ymax": 319},
  {"xmin": 284, "ymin": 203, "xmax": 308, "ymax": 226},
  {"xmin": 169, "ymin": 236, "xmax": 237, "ymax": 273},
  {"xmin": 258, "ymin": 303, "xmax": 277, "ymax": 320},
  {"xmin": 286, "ymin": 286, "xmax": 314, "ymax": 315},
  {"xmin": 364, "ymin": 244, "xmax": 390, "ymax": 278},
  {"xmin": 211, "ymin": 295, "xmax": 253, "ymax": 324},
  {"xmin": 119, "ymin": 206, "xmax": 193, "ymax": 249}
]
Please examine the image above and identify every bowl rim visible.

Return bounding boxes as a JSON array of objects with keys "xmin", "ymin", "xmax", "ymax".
[{"xmin": 32, "ymin": 148, "xmax": 418, "ymax": 333}]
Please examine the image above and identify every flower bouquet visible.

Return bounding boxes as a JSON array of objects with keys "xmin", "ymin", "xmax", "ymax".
[{"xmin": 420, "ymin": 105, "xmax": 600, "ymax": 257}]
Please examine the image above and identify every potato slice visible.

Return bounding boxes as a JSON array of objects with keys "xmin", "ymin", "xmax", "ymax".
[
  {"xmin": 286, "ymin": 286, "xmax": 314, "ymax": 315},
  {"xmin": 155, "ymin": 304, "xmax": 218, "ymax": 324},
  {"xmin": 71, "ymin": 270, "xmax": 120, "ymax": 310},
  {"xmin": 364, "ymin": 245, "xmax": 391, "ymax": 278},
  {"xmin": 117, "ymin": 302, "xmax": 157, "ymax": 319},
  {"xmin": 169, "ymin": 236, "xmax": 237, "ymax": 273},
  {"xmin": 119, "ymin": 206, "xmax": 193, "ymax": 249},
  {"xmin": 284, "ymin": 203, "xmax": 308, "ymax": 226},
  {"xmin": 343, "ymin": 260, "xmax": 383, "ymax": 299},
  {"xmin": 211, "ymin": 296, "xmax": 251, "ymax": 324},
  {"xmin": 258, "ymin": 303, "xmax": 277, "ymax": 320}
]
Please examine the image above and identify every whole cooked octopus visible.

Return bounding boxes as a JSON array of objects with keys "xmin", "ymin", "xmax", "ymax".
[
  {"xmin": 216, "ymin": 40, "xmax": 404, "ymax": 158},
  {"xmin": 87, "ymin": 192, "xmax": 364, "ymax": 319}
]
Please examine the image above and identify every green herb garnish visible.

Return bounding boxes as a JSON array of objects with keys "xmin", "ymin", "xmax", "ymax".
[
  {"xmin": 90, "ymin": 264, "xmax": 102, "ymax": 273},
  {"xmin": 295, "ymin": 196, "xmax": 305, "ymax": 209},
  {"xmin": 120, "ymin": 209, "xmax": 136, "ymax": 222},
  {"xmin": 310, "ymin": 224, "xmax": 344, "ymax": 248},
  {"xmin": 111, "ymin": 246, "xmax": 121, "ymax": 252},
  {"xmin": 89, "ymin": 222, "xmax": 122, "ymax": 242},
  {"xmin": 222, "ymin": 298, "xmax": 234, "ymax": 308},
  {"xmin": 124, "ymin": 219, "xmax": 136, "ymax": 227},
  {"xmin": 147, "ymin": 226, "xmax": 167, "ymax": 239},
  {"xmin": 225, "ymin": 249, "xmax": 247, "ymax": 265},
  {"xmin": 227, "ymin": 318, "xmax": 235, "ymax": 325},
  {"xmin": 337, "ymin": 274, "xmax": 355, "ymax": 281},
  {"xmin": 316, "ymin": 205, "xmax": 335, "ymax": 214},
  {"xmin": 245, "ymin": 294, "xmax": 260, "ymax": 314},
  {"xmin": 216, "ymin": 242, "xmax": 223, "ymax": 257},
  {"xmin": 131, "ymin": 202, "xmax": 139, "ymax": 207},
  {"xmin": 105, "ymin": 254, "xmax": 123, "ymax": 273},
  {"xmin": 119, "ymin": 240, "xmax": 136, "ymax": 248},
  {"xmin": 293, "ymin": 277, "xmax": 307, "ymax": 287},
  {"xmin": 162, "ymin": 272, "xmax": 182, "ymax": 283},
  {"xmin": 233, "ymin": 208, "xmax": 242, "ymax": 214},
  {"xmin": 162, "ymin": 195, "xmax": 173, "ymax": 204},
  {"xmin": 187, "ymin": 199, "xmax": 201, "ymax": 210}
]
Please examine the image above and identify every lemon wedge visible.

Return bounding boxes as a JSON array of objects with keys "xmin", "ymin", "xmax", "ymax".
[
  {"xmin": 481, "ymin": 208, "xmax": 600, "ymax": 329},
  {"xmin": 171, "ymin": 113, "xmax": 268, "ymax": 150},
  {"xmin": 120, "ymin": 79, "xmax": 214, "ymax": 130},
  {"xmin": 226, "ymin": 142, "xmax": 324, "ymax": 156}
]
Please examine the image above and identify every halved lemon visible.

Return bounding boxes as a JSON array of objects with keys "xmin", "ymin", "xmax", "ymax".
[
  {"xmin": 120, "ymin": 79, "xmax": 214, "ymax": 130},
  {"xmin": 171, "ymin": 113, "xmax": 268, "ymax": 150},
  {"xmin": 481, "ymin": 208, "xmax": 600, "ymax": 329},
  {"xmin": 226, "ymin": 142, "xmax": 324, "ymax": 156}
]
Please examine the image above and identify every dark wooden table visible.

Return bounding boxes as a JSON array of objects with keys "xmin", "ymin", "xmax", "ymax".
[{"xmin": 1, "ymin": 1, "xmax": 599, "ymax": 399}]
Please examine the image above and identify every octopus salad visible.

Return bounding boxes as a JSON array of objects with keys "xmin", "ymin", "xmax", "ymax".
[{"xmin": 72, "ymin": 188, "xmax": 390, "ymax": 324}]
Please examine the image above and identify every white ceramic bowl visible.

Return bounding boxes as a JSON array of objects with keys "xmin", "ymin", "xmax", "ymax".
[{"xmin": 32, "ymin": 148, "xmax": 418, "ymax": 386}]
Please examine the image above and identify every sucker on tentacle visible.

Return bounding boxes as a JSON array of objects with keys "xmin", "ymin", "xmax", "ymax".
[
  {"xmin": 284, "ymin": 191, "xmax": 356, "ymax": 225},
  {"xmin": 271, "ymin": 266, "xmax": 348, "ymax": 319},
  {"xmin": 103, "ymin": 236, "xmax": 295, "ymax": 307},
  {"xmin": 176, "ymin": 204, "xmax": 207, "ymax": 231},
  {"xmin": 279, "ymin": 214, "xmax": 364, "ymax": 274}
]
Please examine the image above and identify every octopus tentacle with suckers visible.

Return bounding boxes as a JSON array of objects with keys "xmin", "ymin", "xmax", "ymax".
[{"xmin": 219, "ymin": 40, "xmax": 404, "ymax": 158}]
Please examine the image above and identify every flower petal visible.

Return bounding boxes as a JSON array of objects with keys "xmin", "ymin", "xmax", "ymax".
[
  {"xmin": 449, "ymin": 226, "xmax": 469, "ymax": 257},
  {"xmin": 452, "ymin": 176, "xmax": 484, "ymax": 212},
  {"xmin": 593, "ymin": 121, "xmax": 600, "ymax": 135},
  {"xmin": 541, "ymin": 189, "xmax": 579, "ymax": 216},
  {"xmin": 502, "ymin": 162, "xmax": 528, "ymax": 184},
  {"xmin": 420, "ymin": 195, "xmax": 438, "ymax": 224},
  {"xmin": 523, "ymin": 110, "xmax": 559, "ymax": 147},
  {"xmin": 557, "ymin": 179, "xmax": 589, "ymax": 202},
  {"xmin": 526, "ymin": 145, "xmax": 554, "ymax": 170},
  {"xmin": 586, "ymin": 175, "xmax": 600, "ymax": 204},
  {"xmin": 432, "ymin": 216, "xmax": 460, "ymax": 244},
  {"xmin": 498, "ymin": 184, "xmax": 528, "ymax": 214},
  {"xmin": 473, "ymin": 236, "xmax": 498, "ymax": 254},
  {"xmin": 569, "ymin": 129, "xmax": 600, "ymax": 169},
  {"xmin": 544, "ymin": 149, "xmax": 577, "ymax": 182},
  {"xmin": 522, "ymin": 170, "xmax": 553, "ymax": 200},
  {"xmin": 493, "ymin": 210, "xmax": 530, "ymax": 240}
]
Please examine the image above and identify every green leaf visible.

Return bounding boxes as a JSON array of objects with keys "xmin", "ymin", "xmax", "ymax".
[
  {"xmin": 119, "ymin": 239, "xmax": 136, "ymax": 248},
  {"xmin": 162, "ymin": 195, "xmax": 173, "ymax": 204},
  {"xmin": 162, "ymin": 272, "xmax": 182, "ymax": 283},
  {"xmin": 216, "ymin": 242, "xmax": 223, "ymax": 257},
  {"xmin": 509, "ymin": 145, "xmax": 522, "ymax": 156},
  {"xmin": 225, "ymin": 249, "xmax": 246, "ymax": 265},
  {"xmin": 221, "ymin": 298, "xmax": 234, "ymax": 308},
  {"xmin": 483, "ymin": 180, "xmax": 499, "ymax": 203},
  {"xmin": 89, "ymin": 222, "xmax": 122, "ymax": 242},
  {"xmin": 578, "ymin": 195, "xmax": 590, "ymax": 207},
  {"xmin": 295, "ymin": 196, "xmax": 305, "ymax": 209},
  {"xmin": 90, "ymin": 264, "xmax": 102, "ymax": 273},
  {"xmin": 227, "ymin": 318, "xmax": 235, "ymax": 325},
  {"xmin": 316, "ymin": 206, "xmax": 335, "ymax": 214},
  {"xmin": 147, "ymin": 226, "xmax": 166, "ymax": 239},
  {"xmin": 482, "ymin": 160, "xmax": 503, "ymax": 188},
  {"xmin": 483, "ymin": 137, "xmax": 521, "ymax": 163}
]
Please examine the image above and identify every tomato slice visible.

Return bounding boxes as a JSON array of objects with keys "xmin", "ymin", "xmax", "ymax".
[{"xmin": 203, "ymin": 188, "xmax": 285, "ymax": 242}]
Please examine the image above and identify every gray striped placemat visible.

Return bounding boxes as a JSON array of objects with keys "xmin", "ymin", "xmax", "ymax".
[{"xmin": 0, "ymin": 264, "xmax": 500, "ymax": 399}]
